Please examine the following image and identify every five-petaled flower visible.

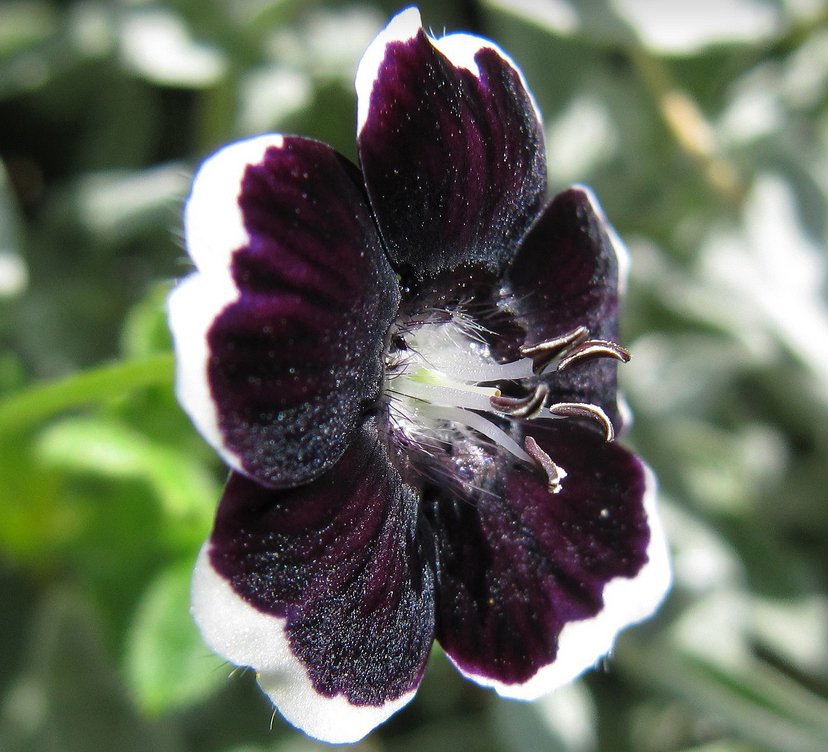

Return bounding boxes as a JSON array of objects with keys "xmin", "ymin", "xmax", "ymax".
[{"xmin": 168, "ymin": 6, "xmax": 670, "ymax": 744}]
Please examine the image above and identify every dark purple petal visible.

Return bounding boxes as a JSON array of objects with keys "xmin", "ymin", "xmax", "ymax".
[
  {"xmin": 423, "ymin": 422, "xmax": 669, "ymax": 696},
  {"xmin": 506, "ymin": 186, "xmax": 627, "ymax": 427},
  {"xmin": 356, "ymin": 8, "xmax": 546, "ymax": 282},
  {"xmin": 192, "ymin": 426, "xmax": 435, "ymax": 742},
  {"xmin": 186, "ymin": 136, "xmax": 399, "ymax": 488}
]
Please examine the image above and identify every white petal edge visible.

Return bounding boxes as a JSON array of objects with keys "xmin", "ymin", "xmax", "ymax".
[
  {"xmin": 355, "ymin": 7, "xmax": 422, "ymax": 133},
  {"xmin": 355, "ymin": 7, "xmax": 543, "ymax": 134},
  {"xmin": 167, "ymin": 273, "xmax": 244, "ymax": 475},
  {"xmin": 432, "ymin": 32, "xmax": 543, "ymax": 127},
  {"xmin": 191, "ymin": 545, "xmax": 418, "ymax": 744},
  {"xmin": 184, "ymin": 133, "xmax": 285, "ymax": 276},
  {"xmin": 450, "ymin": 462, "xmax": 671, "ymax": 700},
  {"xmin": 171, "ymin": 134, "xmax": 289, "ymax": 473}
]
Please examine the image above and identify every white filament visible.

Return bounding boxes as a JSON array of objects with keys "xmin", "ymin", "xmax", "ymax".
[
  {"xmin": 389, "ymin": 378, "xmax": 499, "ymax": 413},
  {"xmin": 413, "ymin": 325, "xmax": 535, "ymax": 382},
  {"xmin": 386, "ymin": 320, "xmax": 537, "ymax": 463},
  {"xmin": 419, "ymin": 404, "xmax": 532, "ymax": 463},
  {"xmin": 426, "ymin": 353, "xmax": 536, "ymax": 382}
]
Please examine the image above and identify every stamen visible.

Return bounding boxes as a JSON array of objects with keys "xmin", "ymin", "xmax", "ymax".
[
  {"xmin": 557, "ymin": 340, "xmax": 631, "ymax": 372},
  {"xmin": 546, "ymin": 402, "xmax": 616, "ymax": 442},
  {"xmin": 385, "ymin": 313, "xmax": 629, "ymax": 487},
  {"xmin": 490, "ymin": 383, "xmax": 549, "ymax": 419},
  {"xmin": 524, "ymin": 436, "xmax": 566, "ymax": 494},
  {"xmin": 519, "ymin": 326, "xmax": 589, "ymax": 373}
]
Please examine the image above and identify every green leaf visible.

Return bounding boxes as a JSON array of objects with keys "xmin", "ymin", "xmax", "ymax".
[
  {"xmin": 0, "ymin": 161, "xmax": 27, "ymax": 301},
  {"xmin": 617, "ymin": 637, "xmax": 828, "ymax": 752},
  {"xmin": 35, "ymin": 414, "xmax": 216, "ymax": 526},
  {"xmin": 120, "ymin": 282, "xmax": 174, "ymax": 358},
  {"xmin": 70, "ymin": 165, "xmax": 190, "ymax": 247},
  {"xmin": 118, "ymin": 8, "xmax": 227, "ymax": 88},
  {"xmin": 0, "ymin": 354, "xmax": 174, "ymax": 435},
  {"xmin": 0, "ymin": 1, "xmax": 58, "ymax": 58},
  {"xmin": 0, "ymin": 588, "xmax": 180, "ymax": 752},
  {"xmin": 493, "ymin": 683, "xmax": 596, "ymax": 752},
  {"xmin": 125, "ymin": 562, "xmax": 226, "ymax": 715},
  {"xmin": 674, "ymin": 743, "xmax": 765, "ymax": 752}
]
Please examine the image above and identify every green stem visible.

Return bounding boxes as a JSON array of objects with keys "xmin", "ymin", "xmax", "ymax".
[{"xmin": 0, "ymin": 353, "xmax": 175, "ymax": 434}]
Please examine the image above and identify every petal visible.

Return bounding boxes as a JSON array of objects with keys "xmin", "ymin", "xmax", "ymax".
[
  {"xmin": 192, "ymin": 429, "xmax": 435, "ymax": 743},
  {"xmin": 425, "ymin": 422, "xmax": 670, "ymax": 698},
  {"xmin": 356, "ymin": 8, "xmax": 546, "ymax": 281},
  {"xmin": 506, "ymin": 186, "xmax": 629, "ymax": 427},
  {"xmin": 168, "ymin": 135, "xmax": 399, "ymax": 487}
]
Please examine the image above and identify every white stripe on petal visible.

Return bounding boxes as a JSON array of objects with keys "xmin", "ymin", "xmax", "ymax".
[
  {"xmin": 167, "ymin": 273, "xmax": 244, "ymax": 474},
  {"xmin": 191, "ymin": 545, "xmax": 417, "ymax": 744},
  {"xmin": 184, "ymin": 134, "xmax": 284, "ymax": 276},
  {"xmin": 355, "ymin": 7, "xmax": 544, "ymax": 133},
  {"xmin": 451, "ymin": 463, "xmax": 671, "ymax": 699},
  {"xmin": 172, "ymin": 134, "xmax": 288, "ymax": 472},
  {"xmin": 429, "ymin": 31, "xmax": 486, "ymax": 74},
  {"xmin": 355, "ymin": 7, "xmax": 422, "ymax": 134},
  {"xmin": 433, "ymin": 32, "xmax": 544, "ymax": 126}
]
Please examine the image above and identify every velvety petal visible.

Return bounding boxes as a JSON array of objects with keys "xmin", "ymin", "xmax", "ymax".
[
  {"xmin": 356, "ymin": 7, "xmax": 546, "ymax": 281},
  {"xmin": 424, "ymin": 422, "xmax": 670, "ymax": 697},
  {"xmin": 505, "ymin": 186, "xmax": 629, "ymax": 427},
  {"xmin": 168, "ymin": 135, "xmax": 399, "ymax": 487},
  {"xmin": 192, "ymin": 428, "xmax": 435, "ymax": 744}
]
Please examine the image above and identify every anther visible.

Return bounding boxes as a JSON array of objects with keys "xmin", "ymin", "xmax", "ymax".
[
  {"xmin": 547, "ymin": 402, "xmax": 616, "ymax": 442},
  {"xmin": 557, "ymin": 340, "xmax": 631, "ymax": 372},
  {"xmin": 519, "ymin": 326, "xmax": 589, "ymax": 373},
  {"xmin": 490, "ymin": 383, "xmax": 549, "ymax": 419},
  {"xmin": 524, "ymin": 435, "xmax": 566, "ymax": 493}
]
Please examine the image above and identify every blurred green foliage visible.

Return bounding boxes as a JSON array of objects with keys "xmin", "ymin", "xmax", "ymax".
[{"xmin": 1, "ymin": 1, "xmax": 827, "ymax": 751}]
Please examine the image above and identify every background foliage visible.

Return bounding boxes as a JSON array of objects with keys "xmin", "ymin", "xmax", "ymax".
[{"xmin": 1, "ymin": 1, "xmax": 827, "ymax": 750}]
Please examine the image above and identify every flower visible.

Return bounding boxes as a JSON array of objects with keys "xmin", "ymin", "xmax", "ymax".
[{"xmin": 168, "ymin": 6, "xmax": 670, "ymax": 744}]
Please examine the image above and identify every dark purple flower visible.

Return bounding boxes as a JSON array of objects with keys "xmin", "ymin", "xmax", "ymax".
[{"xmin": 168, "ymin": 7, "xmax": 670, "ymax": 744}]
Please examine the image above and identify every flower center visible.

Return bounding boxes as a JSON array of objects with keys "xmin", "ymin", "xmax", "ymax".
[{"xmin": 383, "ymin": 310, "xmax": 629, "ymax": 494}]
